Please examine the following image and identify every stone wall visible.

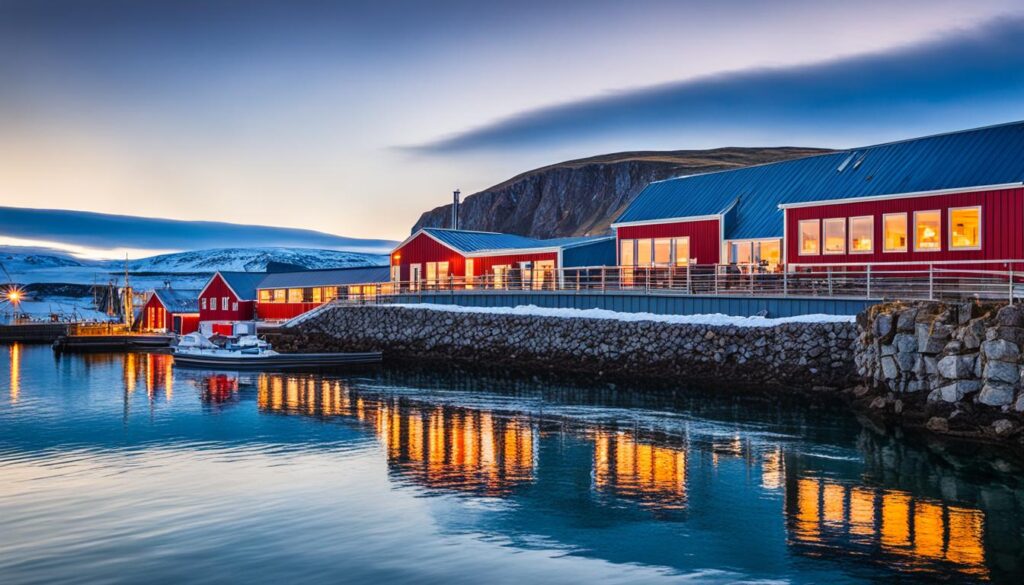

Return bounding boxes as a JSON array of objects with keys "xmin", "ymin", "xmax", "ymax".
[
  {"xmin": 855, "ymin": 301, "xmax": 1024, "ymax": 420},
  {"xmin": 276, "ymin": 305, "xmax": 857, "ymax": 389}
]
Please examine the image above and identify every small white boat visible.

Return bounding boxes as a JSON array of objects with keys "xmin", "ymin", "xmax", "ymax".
[{"xmin": 172, "ymin": 333, "xmax": 382, "ymax": 370}]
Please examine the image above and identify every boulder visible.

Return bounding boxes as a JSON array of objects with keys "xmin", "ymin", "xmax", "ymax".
[
  {"xmin": 874, "ymin": 313, "xmax": 894, "ymax": 338},
  {"xmin": 880, "ymin": 356, "xmax": 899, "ymax": 381},
  {"xmin": 896, "ymin": 309, "xmax": 918, "ymax": 332},
  {"xmin": 995, "ymin": 304, "xmax": 1024, "ymax": 328},
  {"xmin": 917, "ymin": 323, "xmax": 951, "ymax": 354},
  {"xmin": 984, "ymin": 360, "xmax": 1020, "ymax": 385},
  {"xmin": 926, "ymin": 417, "xmax": 949, "ymax": 432},
  {"xmin": 938, "ymin": 380, "xmax": 982, "ymax": 402},
  {"xmin": 978, "ymin": 383, "xmax": 1016, "ymax": 407},
  {"xmin": 981, "ymin": 338, "xmax": 1020, "ymax": 362},
  {"xmin": 937, "ymin": 354, "xmax": 975, "ymax": 380},
  {"xmin": 991, "ymin": 419, "xmax": 1017, "ymax": 437}
]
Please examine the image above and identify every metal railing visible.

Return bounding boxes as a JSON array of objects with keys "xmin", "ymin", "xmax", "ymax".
[{"xmin": 334, "ymin": 260, "xmax": 1024, "ymax": 304}]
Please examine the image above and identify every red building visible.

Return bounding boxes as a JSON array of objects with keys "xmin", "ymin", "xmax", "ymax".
[
  {"xmin": 256, "ymin": 266, "xmax": 391, "ymax": 321},
  {"xmin": 198, "ymin": 272, "xmax": 265, "ymax": 333},
  {"xmin": 390, "ymin": 228, "xmax": 615, "ymax": 289},
  {"xmin": 138, "ymin": 288, "xmax": 200, "ymax": 334},
  {"xmin": 612, "ymin": 122, "xmax": 1024, "ymax": 272}
]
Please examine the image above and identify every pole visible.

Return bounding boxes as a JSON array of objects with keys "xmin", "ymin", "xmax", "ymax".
[
  {"xmin": 928, "ymin": 264, "xmax": 934, "ymax": 300},
  {"xmin": 866, "ymin": 265, "xmax": 872, "ymax": 298}
]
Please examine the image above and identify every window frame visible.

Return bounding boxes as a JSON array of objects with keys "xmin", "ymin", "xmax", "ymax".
[
  {"xmin": 882, "ymin": 212, "xmax": 908, "ymax": 253},
  {"xmin": 848, "ymin": 215, "xmax": 874, "ymax": 254},
  {"xmin": 221, "ymin": 297, "xmax": 229, "ymax": 310},
  {"xmin": 822, "ymin": 217, "xmax": 847, "ymax": 255},
  {"xmin": 948, "ymin": 205, "xmax": 982, "ymax": 251},
  {"xmin": 673, "ymin": 237, "xmax": 691, "ymax": 266},
  {"xmin": 619, "ymin": 239, "xmax": 635, "ymax": 267},
  {"xmin": 797, "ymin": 219, "xmax": 820, "ymax": 256},
  {"xmin": 913, "ymin": 209, "xmax": 942, "ymax": 253}
]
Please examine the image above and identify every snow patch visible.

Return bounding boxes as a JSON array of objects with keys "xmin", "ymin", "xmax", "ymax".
[{"xmin": 391, "ymin": 303, "xmax": 855, "ymax": 327}]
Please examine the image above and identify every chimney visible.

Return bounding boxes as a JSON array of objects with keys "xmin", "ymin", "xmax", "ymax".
[{"xmin": 451, "ymin": 189, "xmax": 461, "ymax": 230}]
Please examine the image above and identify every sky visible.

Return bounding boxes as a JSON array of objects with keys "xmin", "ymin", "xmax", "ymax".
[{"xmin": 2, "ymin": 0, "xmax": 1024, "ymax": 256}]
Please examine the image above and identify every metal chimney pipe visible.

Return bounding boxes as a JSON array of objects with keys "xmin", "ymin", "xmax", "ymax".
[{"xmin": 452, "ymin": 189, "xmax": 461, "ymax": 230}]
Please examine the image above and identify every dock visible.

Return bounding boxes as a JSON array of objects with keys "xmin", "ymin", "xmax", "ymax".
[{"xmin": 0, "ymin": 323, "xmax": 71, "ymax": 343}]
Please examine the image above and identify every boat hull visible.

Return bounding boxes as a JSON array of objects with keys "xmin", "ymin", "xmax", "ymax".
[{"xmin": 171, "ymin": 351, "xmax": 383, "ymax": 370}]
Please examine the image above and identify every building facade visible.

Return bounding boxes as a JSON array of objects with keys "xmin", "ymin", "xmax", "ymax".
[{"xmin": 138, "ymin": 288, "xmax": 200, "ymax": 334}]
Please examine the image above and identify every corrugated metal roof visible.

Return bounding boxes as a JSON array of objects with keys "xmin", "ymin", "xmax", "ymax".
[
  {"xmin": 153, "ymin": 288, "xmax": 200, "ymax": 313},
  {"xmin": 218, "ymin": 272, "xmax": 269, "ymax": 300},
  {"xmin": 257, "ymin": 266, "xmax": 391, "ymax": 289},
  {"xmin": 615, "ymin": 121, "xmax": 1024, "ymax": 240},
  {"xmin": 422, "ymin": 228, "xmax": 612, "ymax": 253}
]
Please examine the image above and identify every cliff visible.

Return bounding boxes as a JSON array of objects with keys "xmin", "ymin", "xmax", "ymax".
[{"xmin": 412, "ymin": 147, "xmax": 829, "ymax": 238}]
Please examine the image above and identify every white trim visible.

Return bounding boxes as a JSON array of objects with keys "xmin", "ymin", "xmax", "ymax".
[
  {"xmin": 777, "ymin": 182, "xmax": 1023, "ymax": 210},
  {"xmin": 718, "ymin": 214, "xmax": 725, "ymax": 264},
  {"xmin": 393, "ymin": 229, "xmax": 466, "ymax": 257},
  {"xmin": 822, "ymin": 217, "xmax": 847, "ymax": 255},
  {"xmin": 797, "ymin": 219, "xmax": 820, "ymax": 256},
  {"xmin": 913, "ymin": 209, "xmax": 942, "ymax": 252},
  {"xmin": 882, "ymin": 212, "xmax": 909, "ymax": 253},
  {"xmin": 948, "ymin": 205, "xmax": 983, "ymax": 251},
  {"xmin": 466, "ymin": 246, "xmax": 561, "ymax": 257},
  {"xmin": 611, "ymin": 214, "xmax": 723, "ymax": 229},
  {"xmin": 848, "ymin": 215, "xmax": 874, "ymax": 254},
  {"xmin": 782, "ymin": 208, "xmax": 788, "ymax": 266}
]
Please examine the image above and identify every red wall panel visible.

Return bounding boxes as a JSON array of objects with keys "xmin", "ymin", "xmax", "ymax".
[
  {"xmin": 616, "ymin": 219, "xmax": 722, "ymax": 265},
  {"xmin": 392, "ymin": 233, "xmax": 466, "ymax": 280},
  {"xmin": 471, "ymin": 252, "xmax": 558, "ymax": 276},
  {"xmin": 199, "ymin": 274, "xmax": 256, "ymax": 322},
  {"xmin": 785, "ymin": 187, "xmax": 1024, "ymax": 266},
  {"xmin": 257, "ymin": 302, "xmax": 322, "ymax": 321}
]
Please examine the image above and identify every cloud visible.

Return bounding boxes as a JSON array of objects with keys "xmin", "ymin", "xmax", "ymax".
[
  {"xmin": 409, "ymin": 16, "xmax": 1024, "ymax": 153},
  {"xmin": 0, "ymin": 207, "xmax": 396, "ymax": 255}
]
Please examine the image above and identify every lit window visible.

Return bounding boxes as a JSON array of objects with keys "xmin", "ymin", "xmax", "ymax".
[
  {"xmin": 849, "ymin": 216, "xmax": 873, "ymax": 253},
  {"xmin": 914, "ymin": 210, "xmax": 941, "ymax": 251},
  {"xmin": 619, "ymin": 239, "xmax": 635, "ymax": 266},
  {"xmin": 272, "ymin": 289, "xmax": 286, "ymax": 303},
  {"xmin": 732, "ymin": 241, "xmax": 753, "ymax": 264},
  {"xmin": 258, "ymin": 290, "xmax": 271, "ymax": 303},
  {"xmin": 493, "ymin": 265, "xmax": 510, "ymax": 288},
  {"xmin": 312, "ymin": 288, "xmax": 322, "ymax": 303},
  {"xmin": 653, "ymin": 238, "xmax": 671, "ymax": 265},
  {"xmin": 390, "ymin": 266, "xmax": 400, "ymax": 283},
  {"xmin": 758, "ymin": 240, "xmax": 781, "ymax": 268},
  {"xmin": 674, "ymin": 237, "xmax": 690, "ymax": 266},
  {"xmin": 323, "ymin": 287, "xmax": 338, "ymax": 301},
  {"xmin": 798, "ymin": 219, "xmax": 820, "ymax": 255},
  {"xmin": 465, "ymin": 259, "xmax": 474, "ymax": 288},
  {"xmin": 823, "ymin": 218, "xmax": 846, "ymax": 254},
  {"xmin": 287, "ymin": 288, "xmax": 302, "ymax": 303},
  {"xmin": 437, "ymin": 261, "xmax": 450, "ymax": 284},
  {"xmin": 949, "ymin": 206, "xmax": 981, "ymax": 250},
  {"xmin": 883, "ymin": 213, "xmax": 907, "ymax": 252},
  {"xmin": 636, "ymin": 239, "xmax": 653, "ymax": 266}
]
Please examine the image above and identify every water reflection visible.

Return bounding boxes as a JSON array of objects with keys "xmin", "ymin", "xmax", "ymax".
[
  {"xmin": 2, "ymin": 348, "xmax": 1021, "ymax": 584},
  {"xmin": 790, "ymin": 477, "xmax": 987, "ymax": 578}
]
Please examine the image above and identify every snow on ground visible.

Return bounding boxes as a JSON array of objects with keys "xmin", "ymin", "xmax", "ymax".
[
  {"xmin": 392, "ymin": 303, "xmax": 855, "ymax": 327},
  {"xmin": 2, "ymin": 297, "xmax": 113, "ymax": 323}
]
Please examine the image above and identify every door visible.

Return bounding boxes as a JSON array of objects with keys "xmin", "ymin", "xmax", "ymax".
[
  {"xmin": 533, "ymin": 260, "xmax": 555, "ymax": 290},
  {"xmin": 410, "ymin": 264, "xmax": 422, "ymax": 291}
]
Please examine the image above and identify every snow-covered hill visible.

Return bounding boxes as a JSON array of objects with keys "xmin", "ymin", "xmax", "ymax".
[{"xmin": 122, "ymin": 247, "xmax": 386, "ymax": 273}]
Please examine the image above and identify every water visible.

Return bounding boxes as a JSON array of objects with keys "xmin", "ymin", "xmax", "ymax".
[{"xmin": 1, "ymin": 344, "xmax": 1022, "ymax": 584}]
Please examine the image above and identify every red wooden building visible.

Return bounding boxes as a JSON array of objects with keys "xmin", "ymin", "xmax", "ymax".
[
  {"xmin": 198, "ymin": 271, "xmax": 265, "ymax": 333},
  {"xmin": 390, "ymin": 228, "xmax": 615, "ymax": 289},
  {"xmin": 612, "ymin": 122, "xmax": 1024, "ymax": 272},
  {"xmin": 138, "ymin": 288, "xmax": 200, "ymax": 334},
  {"xmin": 256, "ymin": 266, "xmax": 391, "ymax": 321}
]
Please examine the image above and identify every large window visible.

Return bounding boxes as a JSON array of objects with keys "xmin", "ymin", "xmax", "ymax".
[
  {"xmin": 883, "ymin": 213, "xmax": 907, "ymax": 252},
  {"xmin": 798, "ymin": 219, "xmax": 820, "ymax": 255},
  {"xmin": 312, "ymin": 287, "xmax": 322, "ymax": 303},
  {"xmin": 465, "ymin": 258, "xmax": 475, "ymax": 288},
  {"xmin": 914, "ymin": 210, "xmax": 941, "ymax": 251},
  {"xmin": 674, "ymin": 237, "xmax": 690, "ymax": 266},
  {"xmin": 287, "ymin": 289, "xmax": 302, "ymax": 303},
  {"xmin": 949, "ymin": 206, "xmax": 981, "ymax": 250},
  {"xmin": 390, "ymin": 266, "xmax": 400, "ymax": 283},
  {"xmin": 619, "ymin": 239, "xmax": 635, "ymax": 267},
  {"xmin": 732, "ymin": 241, "xmax": 753, "ymax": 264},
  {"xmin": 636, "ymin": 239, "xmax": 653, "ymax": 266},
  {"xmin": 823, "ymin": 218, "xmax": 846, "ymax": 254},
  {"xmin": 759, "ymin": 240, "xmax": 781, "ymax": 269},
  {"xmin": 272, "ymin": 289, "xmax": 286, "ymax": 303},
  {"xmin": 493, "ymin": 265, "xmax": 510, "ymax": 288},
  {"xmin": 653, "ymin": 238, "xmax": 671, "ymax": 265},
  {"xmin": 849, "ymin": 216, "xmax": 873, "ymax": 253},
  {"xmin": 221, "ymin": 297, "xmax": 229, "ymax": 310},
  {"xmin": 259, "ymin": 290, "xmax": 271, "ymax": 303}
]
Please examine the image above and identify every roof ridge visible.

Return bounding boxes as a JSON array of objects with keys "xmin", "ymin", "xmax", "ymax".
[{"xmin": 850, "ymin": 119, "xmax": 1024, "ymax": 151}]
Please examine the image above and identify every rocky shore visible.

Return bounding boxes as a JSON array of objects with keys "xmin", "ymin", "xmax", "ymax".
[
  {"xmin": 273, "ymin": 305, "xmax": 858, "ymax": 389},
  {"xmin": 853, "ymin": 301, "xmax": 1024, "ymax": 447}
]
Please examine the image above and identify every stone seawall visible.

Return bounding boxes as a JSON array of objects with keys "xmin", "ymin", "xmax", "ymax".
[
  {"xmin": 275, "ymin": 305, "xmax": 857, "ymax": 389},
  {"xmin": 855, "ymin": 301, "xmax": 1024, "ymax": 440}
]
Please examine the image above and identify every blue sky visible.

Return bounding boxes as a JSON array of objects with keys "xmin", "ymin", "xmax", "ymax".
[{"xmin": 2, "ymin": 0, "xmax": 1024, "ymax": 256}]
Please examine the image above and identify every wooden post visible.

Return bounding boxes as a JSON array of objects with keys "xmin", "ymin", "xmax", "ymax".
[{"xmin": 601, "ymin": 267, "xmax": 606, "ymax": 293}]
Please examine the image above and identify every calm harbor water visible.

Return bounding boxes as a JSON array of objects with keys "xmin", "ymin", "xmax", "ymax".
[{"xmin": 1, "ymin": 344, "xmax": 1022, "ymax": 584}]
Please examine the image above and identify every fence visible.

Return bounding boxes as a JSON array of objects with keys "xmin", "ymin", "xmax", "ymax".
[{"xmin": 340, "ymin": 260, "xmax": 1024, "ymax": 304}]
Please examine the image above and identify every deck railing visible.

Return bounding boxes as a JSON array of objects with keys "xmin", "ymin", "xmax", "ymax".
[{"xmin": 336, "ymin": 260, "xmax": 1024, "ymax": 304}]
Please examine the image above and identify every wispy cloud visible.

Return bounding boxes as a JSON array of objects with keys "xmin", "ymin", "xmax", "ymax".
[{"xmin": 410, "ymin": 16, "xmax": 1024, "ymax": 153}]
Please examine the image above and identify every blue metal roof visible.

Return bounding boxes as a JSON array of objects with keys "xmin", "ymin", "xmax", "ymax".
[
  {"xmin": 615, "ymin": 121, "xmax": 1024, "ymax": 240},
  {"xmin": 153, "ymin": 288, "xmax": 200, "ymax": 313},
  {"xmin": 218, "ymin": 272, "xmax": 268, "ymax": 300},
  {"xmin": 422, "ymin": 228, "xmax": 610, "ymax": 253},
  {"xmin": 257, "ymin": 266, "xmax": 391, "ymax": 289}
]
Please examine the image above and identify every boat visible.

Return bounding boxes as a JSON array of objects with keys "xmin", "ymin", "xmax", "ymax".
[{"xmin": 171, "ymin": 332, "xmax": 381, "ymax": 370}]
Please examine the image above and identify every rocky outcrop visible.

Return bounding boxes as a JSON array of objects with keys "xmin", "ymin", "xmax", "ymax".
[
  {"xmin": 413, "ymin": 147, "xmax": 828, "ymax": 238},
  {"xmin": 855, "ymin": 301, "xmax": 1024, "ymax": 442},
  {"xmin": 277, "ymin": 305, "xmax": 856, "ymax": 389}
]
